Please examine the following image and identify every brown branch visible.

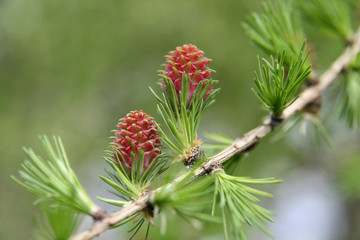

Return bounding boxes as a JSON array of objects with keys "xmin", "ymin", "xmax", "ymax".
[
  {"xmin": 70, "ymin": 199, "xmax": 148, "ymax": 240},
  {"xmin": 71, "ymin": 27, "xmax": 360, "ymax": 240}
]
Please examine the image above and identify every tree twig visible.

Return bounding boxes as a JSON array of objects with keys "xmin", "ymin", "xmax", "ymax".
[{"xmin": 70, "ymin": 26, "xmax": 360, "ymax": 240}]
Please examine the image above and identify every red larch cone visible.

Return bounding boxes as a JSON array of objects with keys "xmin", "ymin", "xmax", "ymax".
[
  {"xmin": 113, "ymin": 110, "xmax": 161, "ymax": 174},
  {"xmin": 161, "ymin": 44, "xmax": 214, "ymax": 102}
]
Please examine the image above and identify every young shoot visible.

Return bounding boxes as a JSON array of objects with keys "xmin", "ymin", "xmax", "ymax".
[
  {"xmin": 11, "ymin": 136, "xmax": 97, "ymax": 215},
  {"xmin": 212, "ymin": 171, "xmax": 282, "ymax": 240},
  {"xmin": 252, "ymin": 42, "xmax": 311, "ymax": 117},
  {"xmin": 243, "ymin": 1, "xmax": 307, "ymax": 68}
]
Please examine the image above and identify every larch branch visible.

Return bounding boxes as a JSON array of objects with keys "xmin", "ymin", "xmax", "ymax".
[{"xmin": 71, "ymin": 26, "xmax": 360, "ymax": 240}]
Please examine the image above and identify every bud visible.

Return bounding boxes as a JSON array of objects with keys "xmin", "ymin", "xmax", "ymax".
[
  {"xmin": 113, "ymin": 110, "xmax": 161, "ymax": 174},
  {"xmin": 161, "ymin": 44, "xmax": 213, "ymax": 102}
]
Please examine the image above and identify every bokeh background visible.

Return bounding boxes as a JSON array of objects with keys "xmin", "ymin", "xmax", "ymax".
[{"xmin": 1, "ymin": 0, "xmax": 360, "ymax": 239}]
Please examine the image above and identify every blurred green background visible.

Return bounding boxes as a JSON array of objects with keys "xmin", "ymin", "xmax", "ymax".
[{"xmin": 1, "ymin": 0, "xmax": 359, "ymax": 239}]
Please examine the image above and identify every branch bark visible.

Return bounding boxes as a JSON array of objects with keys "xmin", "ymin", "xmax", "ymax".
[{"xmin": 71, "ymin": 27, "xmax": 360, "ymax": 240}]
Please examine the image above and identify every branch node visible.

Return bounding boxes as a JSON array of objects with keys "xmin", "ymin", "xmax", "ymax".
[
  {"xmin": 203, "ymin": 161, "xmax": 223, "ymax": 175},
  {"xmin": 303, "ymin": 96, "xmax": 322, "ymax": 115},
  {"xmin": 346, "ymin": 37, "xmax": 355, "ymax": 47},
  {"xmin": 185, "ymin": 146, "xmax": 204, "ymax": 167},
  {"xmin": 92, "ymin": 207, "xmax": 110, "ymax": 221},
  {"xmin": 269, "ymin": 114, "xmax": 284, "ymax": 130},
  {"xmin": 306, "ymin": 76, "xmax": 320, "ymax": 86},
  {"xmin": 138, "ymin": 191, "xmax": 155, "ymax": 219},
  {"xmin": 142, "ymin": 200, "xmax": 155, "ymax": 219}
]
